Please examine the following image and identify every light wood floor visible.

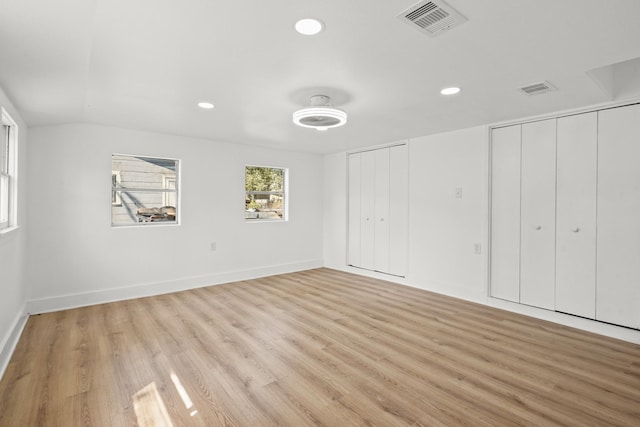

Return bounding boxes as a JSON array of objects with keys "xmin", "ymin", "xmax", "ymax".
[{"xmin": 1, "ymin": 268, "xmax": 639, "ymax": 426}]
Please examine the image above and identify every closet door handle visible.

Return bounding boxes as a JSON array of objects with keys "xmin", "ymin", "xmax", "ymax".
[
  {"xmin": 535, "ymin": 226, "xmax": 542, "ymax": 230},
  {"xmin": 572, "ymin": 227, "xmax": 580, "ymax": 233}
]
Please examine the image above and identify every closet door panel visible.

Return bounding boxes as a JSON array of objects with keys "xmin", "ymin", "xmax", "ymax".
[
  {"xmin": 490, "ymin": 125, "xmax": 521, "ymax": 302},
  {"xmin": 360, "ymin": 150, "xmax": 376, "ymax": 271},
  {"xmin": 520, "ymin": 119, "xmax": 556, "ymax": 310},
  {"xmin": 597, "ymin": 104, "xmax": 640, "ymax": 329},
  {"xmin": 389, "ymin": 145, "xmax": 408, "ymax": 277},
  {"xmin": 347, "ymin": 153, "xmax": 361, "ymax": 267},
  {"xmin": 374, "ymin": 148, "xmax": 390, "ymax": 273},
  {"xmin": 556, "ymin": 112, "xmax": 597, "ymax": 318}
]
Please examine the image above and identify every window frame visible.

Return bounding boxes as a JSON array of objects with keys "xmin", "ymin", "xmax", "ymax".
[
  {"xmin": 0, "ymin": 109, "xmax": 18, "ymax": 233},
  {"xmin": 111, "ymin": 154, "xmax": 180, "ymax": 227},
  {"xmin": 244, "ymin": 165, "xmax": 288, "ymax": 222}
]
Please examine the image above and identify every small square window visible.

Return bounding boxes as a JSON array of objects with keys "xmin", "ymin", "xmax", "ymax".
[
  {"xmin": 245, "ymin": 166, "xmax": 287, "ymax": 221},
  {"xmin": 111, "ymin": 154, "xmax": 179, "ymax": 226}
]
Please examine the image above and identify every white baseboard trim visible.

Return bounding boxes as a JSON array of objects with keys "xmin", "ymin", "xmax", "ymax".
[
  {"xmin": 332, "ymin": 264, "xmax": 487, "ymax": 304},
  {"xmin": 0, "ymin": 304, "xmax": 28, "ymax": 381},
  {"xmin": 328, "ymin": 264, "xmax": 640, "ymax": 345},
  {"xmin": 486, "ymin": 297, "xmax": 640, "ymax": 344},
  {"xmin": 26, "ymin": 259, "xmax": 323, "ymax": 315}
]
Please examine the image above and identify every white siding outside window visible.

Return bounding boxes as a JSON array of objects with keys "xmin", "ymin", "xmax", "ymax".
[{"xmin": 111, "ymin": 154, "xmax": 179, "ymax": 226}]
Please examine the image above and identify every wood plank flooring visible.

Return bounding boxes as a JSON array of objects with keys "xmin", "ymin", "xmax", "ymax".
[{"xmin": 1, "ymin": 268, "xmax": 639, "ymax": 426}]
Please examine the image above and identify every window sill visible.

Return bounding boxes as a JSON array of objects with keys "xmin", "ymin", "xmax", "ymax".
[
  {"xmin": 111, "ymin": 222, "xmax": 180, "ymax": 229},
  {"xmin": 0, "ymin": 225, "xmax": 20, "ymax": 237}
]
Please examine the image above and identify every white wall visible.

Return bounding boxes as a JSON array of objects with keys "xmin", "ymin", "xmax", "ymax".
[
  {"xmin": 323, "ymin": 127, "xmax": 488, "ymax": 303},
  {"xmin": 27, "ymin": 123, "xmax": 324, "ymax": 312},
  {"xmin": 0, "ymin": 86, "xmax": 29, "ymax": 375},
  {"xmin": 323, "ymin": 151, "xmax": 348, "ymax": 269},
  {"xmin": 407, "ymin": 127, "xmax": 488, "ymax": 301}
]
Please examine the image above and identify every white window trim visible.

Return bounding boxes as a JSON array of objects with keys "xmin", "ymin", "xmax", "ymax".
[
  {"xmin": 244, "ymin": 165, "xmax": 288, "ymax": 222},
  {"xmin": 111, "ymin": 154, "xmax": 180, "ymax": 227},
  {"xmin": 0, "ymin": 225, "xmax": 20, "ymax": 236},
  {"xmin": 0, "ymin": 174, "xmax": 10, "ymax": 229},
  {"xmin": 0, "ymin": 108, "xmax": 18, "ymax": 234}
]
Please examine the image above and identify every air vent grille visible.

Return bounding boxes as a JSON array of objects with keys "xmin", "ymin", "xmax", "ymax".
[
  {"xmin": 397, "ymin": 0, "xmax": 467, "ymax": 37},
  {"xmin": 406, "ymin": 3, "xmax": 438, "ymax": 23},
  {"xmin": 519, "ymin": 81, "xmax": 556, "ymax": 95}
]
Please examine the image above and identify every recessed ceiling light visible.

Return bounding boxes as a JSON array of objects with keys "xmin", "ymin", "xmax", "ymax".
[
  {"xmin": 295, "ymin": 18, "xmax": 324, "ymax": 35},
  {"xmin": 197, "ymin": 102, "xmax": 214, "ymax": 109},
  {"xmin": 440, "ymin": 87, "xmax": 461, "ymax": 95}
]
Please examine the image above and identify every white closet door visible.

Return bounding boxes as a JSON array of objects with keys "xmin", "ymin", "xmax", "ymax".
[
  {"xmin": 520, "ymin": 119, "xmax": 556, "ymax": 310},
  {"xmin": 490, "ymin": 125, "xmax": 521, "ymax": 303},
  {"xmin": 388, "ymin": 145, "xmax": 408, "ymax": 277},
  {"xmin": 597, "ymin": 104, "xmax": 640, "ymax": 329},
  {"xmin": 348, "ymin": 153, "xmax": 361, "ymax": 267},
  {"xmin": 374, "ymin": 148, "xmax": 390, "ymax": 273},
  {"xmin": 555, "ymin": 112, "xmax": 597, "ymax": 318},
  {"xmin": 359, "ymin": 150, "xmax": 376, "ymax": 271}
]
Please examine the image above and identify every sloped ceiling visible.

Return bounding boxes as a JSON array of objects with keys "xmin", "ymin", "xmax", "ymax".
[{"xmin": 1, "ymin": 0, "xmax": 640, "ymax": 154}]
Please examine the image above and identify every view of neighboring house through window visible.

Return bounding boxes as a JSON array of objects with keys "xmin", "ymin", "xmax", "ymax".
[
  {"xmin": 245, "ymin": 165, "xmax": 287, "ymax": 221},
  {"xmin": 111, "ymin": 171, "xmax": 122, "ymax": 205},
  {"xmin": 163, "ymin": 175, "xmax": 176, "ymax": 207},
  {"xmin": 111, "ymin": 154, "xmax": 179, "ymax": 226},
  {"xmin": 0, "ymin": 109, "xmax": 17, "ymax": 231}
]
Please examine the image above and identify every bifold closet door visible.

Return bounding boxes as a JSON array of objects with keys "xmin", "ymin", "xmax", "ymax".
[
  {"xmin": 347, "ymin": 150, "xmax": 375, "ymax": 270},
  {"xmin": 520, "ymin": 119, "xmax": 556, "ymax": 310},
  {"xmin": 490, "ymin": 125, "xmax": 521, "ymax": 303},
  {"xmin": 374, "ymin": 148, "xmax": 390, "ymax": 273},
  {"xmin": 555, "ymin": 112, "xmax": 597, "ymax": 318},
  {"xmin": 597, "ymin": 104, "xmax": 640, "ymax": 329},
  {"xmin": 359, "ymin": 150, "xmax": 376, "ymax": 271},
  {"xmin": 348, "ymin": 146, "xmax": 408, "ymax": 276}
]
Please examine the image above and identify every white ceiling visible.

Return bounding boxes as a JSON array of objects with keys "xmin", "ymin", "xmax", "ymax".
[{"xmin": 1, "ymin": 0, "xmax": 640, "ymax": 154}]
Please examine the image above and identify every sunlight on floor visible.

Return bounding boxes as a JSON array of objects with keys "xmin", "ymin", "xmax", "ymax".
[
  {"xmin": 133, "ymin": 382, "xmax": 174, "ymax": 427},
  {"xmin": 132, "ymin": 372, "xmax": 199, "ymax": 426},
  {"xmin": 171, "ymin": 371, "xmax": 198, "ymax": 417}
]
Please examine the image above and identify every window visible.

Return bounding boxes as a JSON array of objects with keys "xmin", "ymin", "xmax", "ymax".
[
  {"xmin": 245, "ymin": 166, "xmax": 287, "ymax": 221},
  {"xmin": 0, "ymin": 110, "xmax": 17, "ymax": 231},
  {"xmin": 111, "ymin": 154, "xmax": 179, "ymax": 226}
]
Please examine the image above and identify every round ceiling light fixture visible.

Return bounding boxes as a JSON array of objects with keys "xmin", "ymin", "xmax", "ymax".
[
  {"xmin": 295, "ymin": 18, "xmax": 324, "ymax": 35},
  {"xmin": 293, "ymin": 95, "xmax": 347, "ymax": 131},
  {"xmin": 197, "ymin": 101, "xmax": 215, "ymax": 109}
]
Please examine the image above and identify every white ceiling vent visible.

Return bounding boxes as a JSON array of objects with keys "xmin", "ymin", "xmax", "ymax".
[
  {"xmin": 397, "ymin": 0, "xmax": 467, "ymax": 37},
  {"xmin": 519, "ymin": 81, "xmax": 557, "ymax": 96}
]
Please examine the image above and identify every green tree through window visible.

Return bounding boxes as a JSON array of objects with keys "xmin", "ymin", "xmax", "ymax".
[{"xmin": 245, "ymin": 166, "xmax": 286, "ymax": 220}]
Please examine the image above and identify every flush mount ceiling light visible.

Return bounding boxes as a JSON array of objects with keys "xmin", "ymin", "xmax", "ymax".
[
  {"xmin": 293, "ymin": 95, "xmax": 347, "ymax": 131},
  {"xmin": 295, "ymin": 18, "xmax": 324, "ymax": 35},
  {"xmin": 440, "ymin": 87, "xmax": 461, "ymax": 95},
  {"xmin": 197, "ymin": 101, "xmax": 214, "ymax": 109}
]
